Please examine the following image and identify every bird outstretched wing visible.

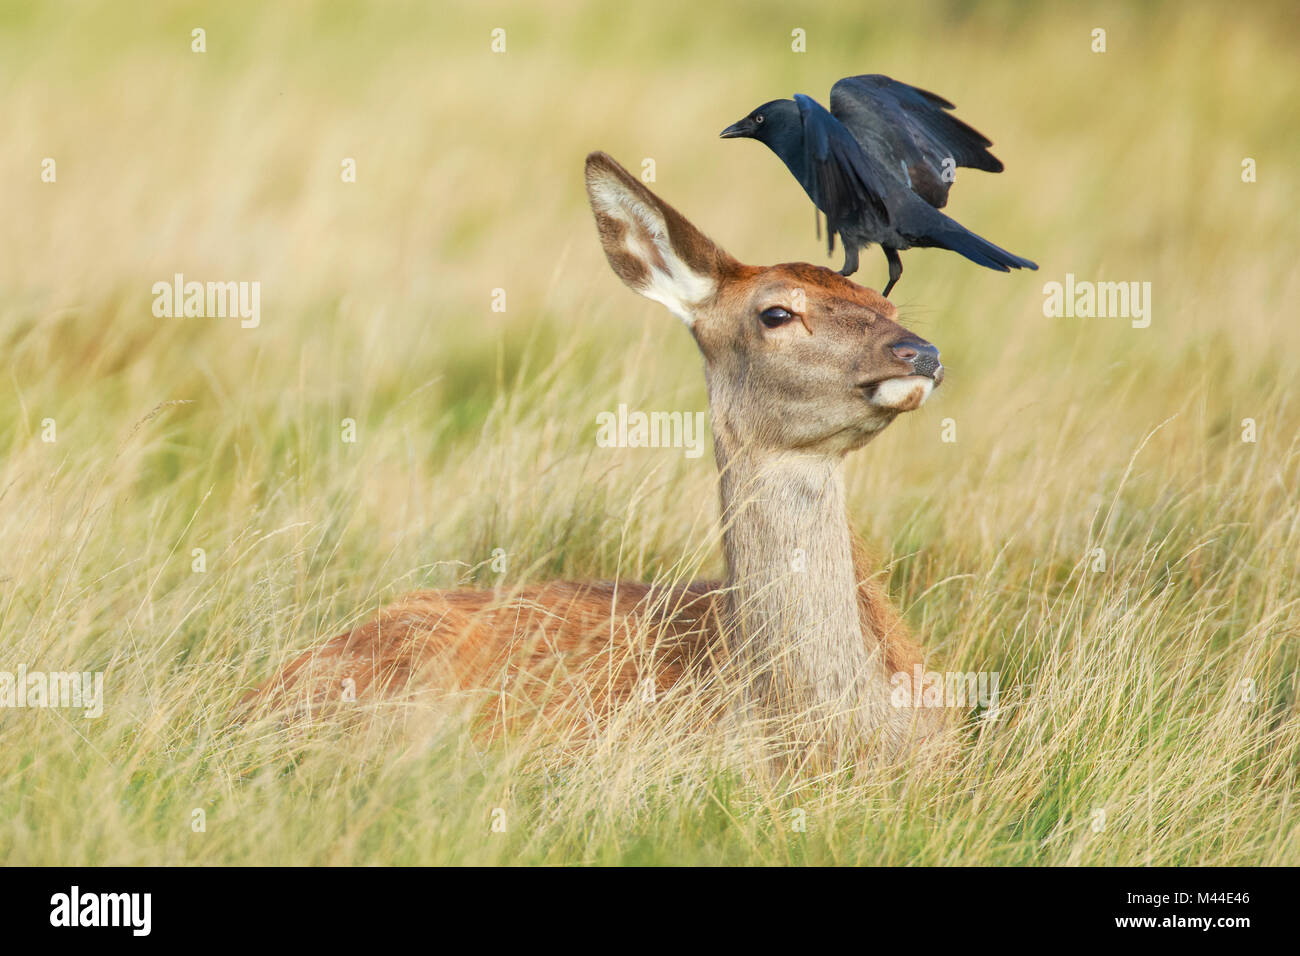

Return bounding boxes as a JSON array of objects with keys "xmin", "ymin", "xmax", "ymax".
[
  {"xmin": 829, "ymin": 74, "xmax": 1003, "ymax": 209},
  {"xmin": 793, "ymin": 93, "xmax": 891, "ymax": 253}
]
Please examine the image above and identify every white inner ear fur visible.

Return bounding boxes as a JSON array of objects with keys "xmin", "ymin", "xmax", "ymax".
[{"xmin": 589, "ymin": 177, "xmax": 715, "ymax": 325}]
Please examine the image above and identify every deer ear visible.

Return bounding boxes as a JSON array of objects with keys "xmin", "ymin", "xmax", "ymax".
[{"xmin": 584, "ymin": 151, "xmax": 736, "ymax": 325}]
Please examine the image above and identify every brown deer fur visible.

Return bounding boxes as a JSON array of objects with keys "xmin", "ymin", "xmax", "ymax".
[{"xmin": 244, "ymin": 152, "xmax": 945, "ymax": 761}]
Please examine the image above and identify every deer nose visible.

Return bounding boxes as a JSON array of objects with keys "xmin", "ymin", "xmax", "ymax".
[{"xmin": 891, "ymin": 339, "xmax": 943, "ymax": 383}]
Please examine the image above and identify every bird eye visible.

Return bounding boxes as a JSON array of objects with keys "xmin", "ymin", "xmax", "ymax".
[
  {"xmin": 755, "ymin": 114, "xmax": 765, "ymax": 125},
  {"xmin": 759, "ymin": 306, "xmax": 793, "ymax": 328}
]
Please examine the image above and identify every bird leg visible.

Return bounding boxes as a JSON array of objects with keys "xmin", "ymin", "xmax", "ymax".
[
  {"xmin": 881, "ymin": 247, "xmax": 903, "ymax": 297},
  {"xmin": 838, "ymin": 242, "xmax": 859, "ymax": 277}
]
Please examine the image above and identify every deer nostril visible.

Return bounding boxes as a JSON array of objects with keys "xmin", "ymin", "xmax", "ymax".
[{"xmin": 891, "ymin": 344, "xmax": 918, "ymax": 361}]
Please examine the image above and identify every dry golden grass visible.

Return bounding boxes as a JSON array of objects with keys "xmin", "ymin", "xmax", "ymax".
[{"xmin": 0, "ymin": 0, "xmax": 1296, "ymax": 864}]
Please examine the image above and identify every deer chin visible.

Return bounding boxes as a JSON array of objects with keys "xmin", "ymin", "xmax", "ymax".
[{"xmin": 865, "ymin": 375, "xmax": 934, "ymax": 412}]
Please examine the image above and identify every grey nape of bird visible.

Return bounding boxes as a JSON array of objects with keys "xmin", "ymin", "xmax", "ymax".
[{"xmin": 720, "ymin": 74, "xmax": 1037, "ymax": 297}]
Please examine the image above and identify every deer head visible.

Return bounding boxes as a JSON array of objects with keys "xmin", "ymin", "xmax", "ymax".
[{"xmin": 583, "ymin": 150, "xmax": 942, "ymax": 459}]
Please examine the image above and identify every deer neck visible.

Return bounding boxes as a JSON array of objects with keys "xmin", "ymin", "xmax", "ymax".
[{"xmin": 711, "ymin": 430, "xmax": 884, "ymax": 716}]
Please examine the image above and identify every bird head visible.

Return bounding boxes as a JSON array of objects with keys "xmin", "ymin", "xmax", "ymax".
[{"xmin": 719, "ymin": 98, "xmax": 801, "ymax": 144}]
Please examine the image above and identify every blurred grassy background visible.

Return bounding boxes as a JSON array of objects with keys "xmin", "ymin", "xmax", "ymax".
[{"xmin": 0, "ymin": 0, "xmax": 1297, "ymax": 864}]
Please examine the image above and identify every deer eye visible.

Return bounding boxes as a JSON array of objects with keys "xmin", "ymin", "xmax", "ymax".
[{"xmin": 759, "ymin": 306, "xmax": 793, "ymax": 329}]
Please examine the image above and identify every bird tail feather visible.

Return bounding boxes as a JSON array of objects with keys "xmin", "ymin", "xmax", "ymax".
[{"xmin": 902, "ymin": 204, "xmax": 1037, "ymax": 273}]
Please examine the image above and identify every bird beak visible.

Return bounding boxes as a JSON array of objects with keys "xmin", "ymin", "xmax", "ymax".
[{"xmin": 719, "ymin": 118, "xmax": 753, "ymax": 139}]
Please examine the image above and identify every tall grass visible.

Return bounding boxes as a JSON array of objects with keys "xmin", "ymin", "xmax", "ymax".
[{"xmin": 0, "ymin": 0, "xmax": 1296, "ymax": 864}]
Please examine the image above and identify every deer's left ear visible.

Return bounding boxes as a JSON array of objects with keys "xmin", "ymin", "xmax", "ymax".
[{"xmin": 584, "ymin": 151, "xmax": 737, "ymax": 326}]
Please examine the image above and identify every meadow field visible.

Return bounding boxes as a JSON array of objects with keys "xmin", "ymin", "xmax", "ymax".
[{"xmin": 1, "ymin": 0, "xmax": 1297, "ymax": 865}]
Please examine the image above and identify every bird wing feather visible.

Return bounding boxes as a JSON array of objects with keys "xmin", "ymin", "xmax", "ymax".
[
  {"xmin": 829, "ymin": 74, "xmax": 1004, "ymax": 209},
  {"xmin": 793, "ymin": 93, "xmax": 891, "ymax": 251}
]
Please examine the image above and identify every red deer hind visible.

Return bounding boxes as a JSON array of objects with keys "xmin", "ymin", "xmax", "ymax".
[{"xmin": 247, "ymin": 152, "xmax": 946, "ymax": 766}]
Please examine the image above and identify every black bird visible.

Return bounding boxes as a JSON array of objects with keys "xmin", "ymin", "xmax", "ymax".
[{"xmin": 720, "ymin": 74, "xmax": 1037, "ymax": 296}]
